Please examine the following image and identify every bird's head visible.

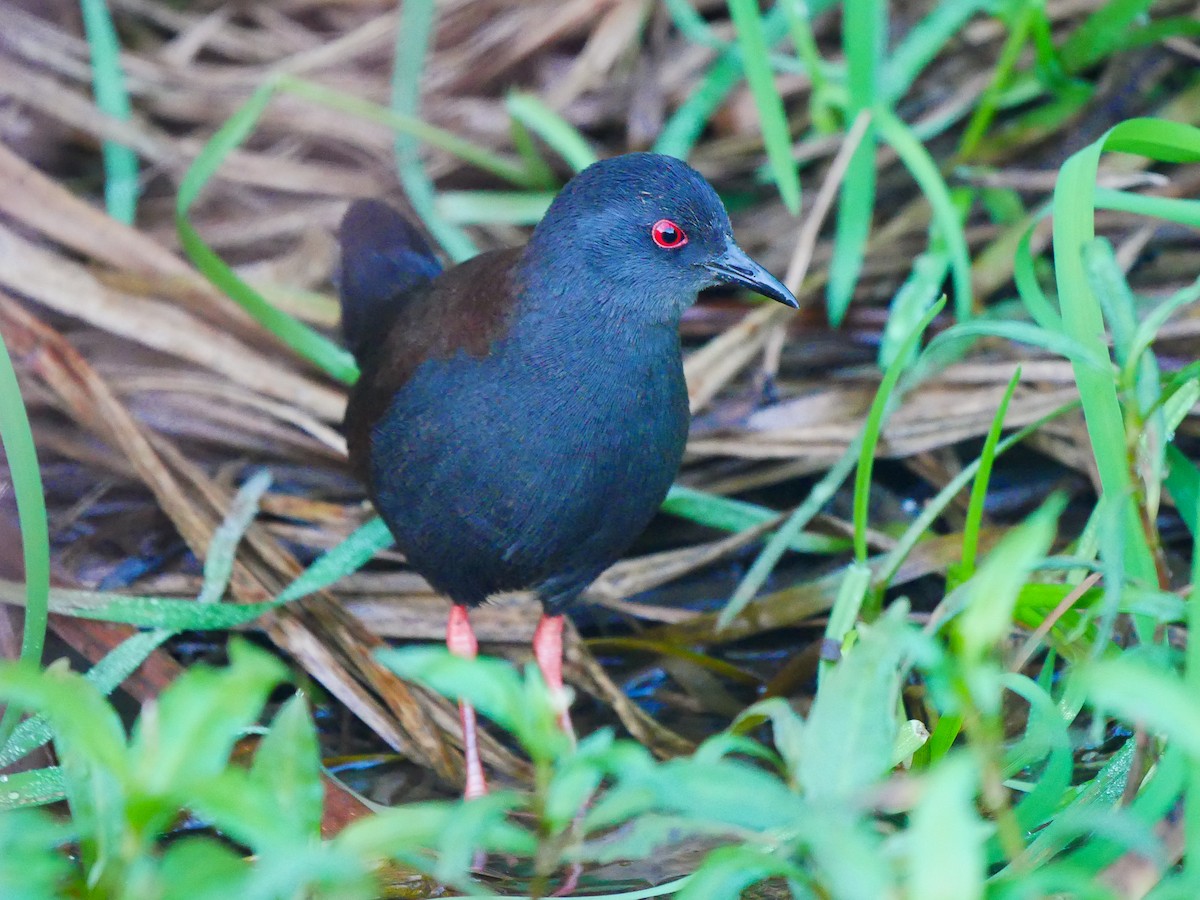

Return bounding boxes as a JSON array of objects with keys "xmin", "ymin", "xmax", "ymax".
[{"xmin": 525, "ymin": 153, "xmax": 798, "ymax": 319}]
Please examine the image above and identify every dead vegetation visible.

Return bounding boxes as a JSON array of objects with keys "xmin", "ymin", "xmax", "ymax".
[{"xmin": 0, "ymin": 0, "xmax": 1198, "ymax": 800}]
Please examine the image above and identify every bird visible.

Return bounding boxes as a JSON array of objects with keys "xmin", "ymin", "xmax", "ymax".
[{"xmin": 338, "ymin": 152, "xmax": 797, "ymax": 799}]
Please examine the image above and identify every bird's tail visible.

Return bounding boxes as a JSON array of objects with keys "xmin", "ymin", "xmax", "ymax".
[{"xmin": 337, "ymin": 199, "xmax": 443, "ymax": 360}]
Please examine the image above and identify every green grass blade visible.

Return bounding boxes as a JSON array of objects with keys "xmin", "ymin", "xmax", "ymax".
[
  {"xmin": 654, "ymin": 6, "xmax": 790, "ymax": 159},
  {"xmin": 663, "ymin": 486, "xmax": 846, "ymax": 554},
  {"xmin": 1125, "ymin": 276, "xmax": 1200, "ymax": 388},
  {"xmin": 883, "ymin": 0, "xmax": 989, "ymax": 104},
  {"xmin": 826, "ymin": 130, "xmax": 876, "ymax": 326},
  {"xmin": 918, "ymin": 320, "xmax": 1107, "ymax": 374},
  {"xmin": 0, "ymin": 470, "xmax": 270, "ymax": 778},
  {"xmin": 197, "ymin": 471, "xmax": 272, "ymax": 605},
  {"xmin": 437, "ymin": 190, "xmax": 554, "ymax": 226},
  {"xmin": 0, "ymin": 629, "xmax": 170, "ymax": 771},
  {"xmin": 957, "ymin": 1, "xmax": 1035, "ymax": 159},
  {"xmin": 275, "ymin": 517, "xmax": 394, "ymax": 604},
  {"xmin": 1188, "ymin": 470, "xmax": 1200, "ymax": 883},
  {"xmin": 1094, "ymin": 188, "xmax": 1200, "ymax": 228},
  {"xmin": 508, "ymin": 116, "xmax": 556, "ymax": 190},
  {"xmin": 663, "ymin": 0, "xmax": 721, "ymax": 46},
  {"xmin": 1058, "ymin": 0, "xmax": 1156, "ymax": 73},
  {"xmin": 0, "ymin": 767, "xmax": 66, "ymax": 810},
  {"xmin": 1052, "ymin": 119, "xmax": 1200, "ymax": 586},
  {"xmin": 726, "ymin": 0, "xmax": 800, "ymax": 213},
  {"xmin": 3, "ymin": 516, "xmax": 394, "ymax": 632},
  {"xmin": 505, "ymin": 93, "xmax": 598, "ymax": 173},
  {"xmin": 818, "ymin": 562, "xmax": 871, "ymax": 687},
  {"xmin": 781, "ymin": 0, "xmax": 835, "ymax": 131},
  {"xmin": 0, "ymin": 332, "xmax": 50, "ymax": 747},
  {"xmin": 278, "ymin": 78, "xmax": 535, "ymax": 188},
  {"xmin": 175, "ymin": 81, "xmax": 359, "ymax": 384},
  {"xmin": 80, "ymin": 0, "xmax": 138, "ymax": 224},
  {"xmin": 1003, "ymin": 673, "xmax": 1073, "ymax": 833},
  {"xmin": 717, "ymin": 437, "xmax": 862, "ymax": 630},
  {"xmin": 391, "ymin": 0, "xmax": 477, "ymax": 262},
  {"xmin": 1012, "ymin": 213, "xmax": 1062, "ymax": 330},
  {"xmin": 826, "ymin": 0, "xmax": 885, "ymax": 325},
  {"xmin": 955, "ymin": 494, "xmax": 1065, "ymax": 666},
  {"xmin": 879, "ymin": 248, "xmax": 949, "ymax": 371},
  {"xmin": 875, "ymin": 109, "xmax": 973, "ymax": 320},
  {"xmin": 876, "ymin": 400, "xmax": 1078, "ymax": 591},
  {"xmin": 179, "ymin": 65, "xmax": 552, "ymax": 384},
  {"xmin": 854, "ymin": 297, "xmax": 946, "ymax": 564},
  {"xmin": 959, "ymin": 368, "xmax": 1021, "ymax": 579}
]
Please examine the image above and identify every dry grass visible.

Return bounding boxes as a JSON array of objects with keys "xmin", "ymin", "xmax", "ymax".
[{"xmin": 1, "ymin": 0, "xmax": 1198, "ymax": 795}]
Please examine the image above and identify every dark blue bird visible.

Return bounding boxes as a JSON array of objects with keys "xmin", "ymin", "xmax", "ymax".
[{"xmin": 340, "ymin": 152, "xmax": 797, "ymax": 797}]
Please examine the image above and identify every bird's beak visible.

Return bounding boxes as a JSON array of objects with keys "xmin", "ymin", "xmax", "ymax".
[{"xmin": 704, "ymin": 242, "xmax": 799, "ymax": 308}]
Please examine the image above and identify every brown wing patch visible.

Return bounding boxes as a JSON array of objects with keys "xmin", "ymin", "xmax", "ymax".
[{"xmin": 343, "ymin": 248, "xmax": 524, "ymax": 483}]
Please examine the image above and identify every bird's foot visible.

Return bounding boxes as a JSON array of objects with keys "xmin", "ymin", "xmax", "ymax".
[{"xmin": 533, "ymin": 613, "xmax": 576, "ymax": 743}]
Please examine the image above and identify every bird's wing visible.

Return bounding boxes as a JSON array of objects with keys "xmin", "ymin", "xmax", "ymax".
[
  {"xmin": 341, "ymin": 246, "xmax": 525, "ymax": 484},
  {"xmin": 337, "ymin": 199, "xmax": 443, "ymax": 360}
]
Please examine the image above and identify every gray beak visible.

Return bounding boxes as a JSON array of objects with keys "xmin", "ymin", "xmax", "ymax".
[{"xmin": 704, "ymin": 242, "xmax": 798, "ymax": 308}]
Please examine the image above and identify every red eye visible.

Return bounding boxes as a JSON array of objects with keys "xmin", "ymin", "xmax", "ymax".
[{"xmin": 651, "ymin": 219, "xmax": 687, "ymax": 249}]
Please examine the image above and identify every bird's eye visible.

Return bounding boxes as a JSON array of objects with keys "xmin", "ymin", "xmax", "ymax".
[{"xmin": 651, "ymin": 219, "xmax": 688, "ymax": 250}]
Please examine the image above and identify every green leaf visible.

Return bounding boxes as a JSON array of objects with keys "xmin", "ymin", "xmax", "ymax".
[
  {"xmin": 651, "ymin": 758, "xmax": 803, "ymax": 831},
  {"xmin": 1080, "ymin": 656, "xmax": 1200, "ymax": 758},
  {"xmin": 335, "ymin": 794, "xmax": 534, "ymax": 863},
  {"xmin": 276, "ymin": 517, "xmax": 394, "ymax": 605},
  {"xmin": 959, "ymin": 367, "xmax": 1022, "ymax": 579},
  {"xmin": 654, "ymin": 6, "xmax": 791, "ymax": 159},
  {"xmin": 130, "ymin": 640, "xmax": 288, "ymax": 798},
  {"xmin": 543, "ymin": 730, "xmax": 613, "ymax": 831},
  {"xmin": 826, "ymin": 0, "xmax": 885, "ymax": 325},
  {"xmin": 731, "ymin": 697, "xmax": 805, "ymax": 782},
  {"xmin": 0, "ymin": 807, "xmax": 72, "ymax": 899},
  {"xmin": 879, "ymin": 249, "xmax": 949, "ymax": 370},
  {"xmin": 820, "ymin": 563, "xmax": 872, "ymax": 686},
  {"xmin": 804, "ymin": 811, "xmax": 892, "ymax": 900},
  {"xmin": 198, "ymin": 470, "xmax": 271, "ymax": 605},
  {"xmin": 375, "ymin": 647, "xmax": 524, "ymax": 736},
  {"xmin": 882, "ymin": 1, "xmax": 990, "ymax": 102},
  {"xmin": 175, "ymin": 81, "xmax": 359, "ymax": 384},
  {"xmin": 1059, "ymin": 0, "xmax": 1157, "ymax": 72},
  {"xmin": 186, "ymin": 769, "xmax": 301, "ymax": 851},
  {"xmin": 1052, "ymin": 119, "xmax": 1200, "ymax": 589},
  {"xmin": 0, "ymin": 664, "xmax": 127, "ymax": 775},
  {"xmin": 856, "ymin": 297, "xmax": 946, "ymax": 565},
  {"xmin": 955, "ymin": 494, "xmax": 1066, "ymax": 665},
  {"xmin": 905, "ymin": 754, "xmax": 985, "ymax": 900},
  {"xmin": 799, "ymin": 601, "xmax": 909, "ymax": 801},
  {"xmin": 678, "ymin": 845, "xmax": 806, "ymax": 900},
  {"xmin": 891, "ymin": 719, "xmax": 929, "ymax": 767},
  {"xmin": 249, "ymin": 693, "xmax": 323, "ymax": 844},
  {"xmin": 159, "ymin": 838, "xmax": 253, "ymax": 900}
]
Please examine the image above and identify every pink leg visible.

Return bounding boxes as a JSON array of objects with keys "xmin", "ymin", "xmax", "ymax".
[
  {"xmin": 533, "ymin": 613, "xmax": 575, "ymax": 740},
  {"xmin": 447, "ymin": 604, "xmax": 487, "ymax": 800}
]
